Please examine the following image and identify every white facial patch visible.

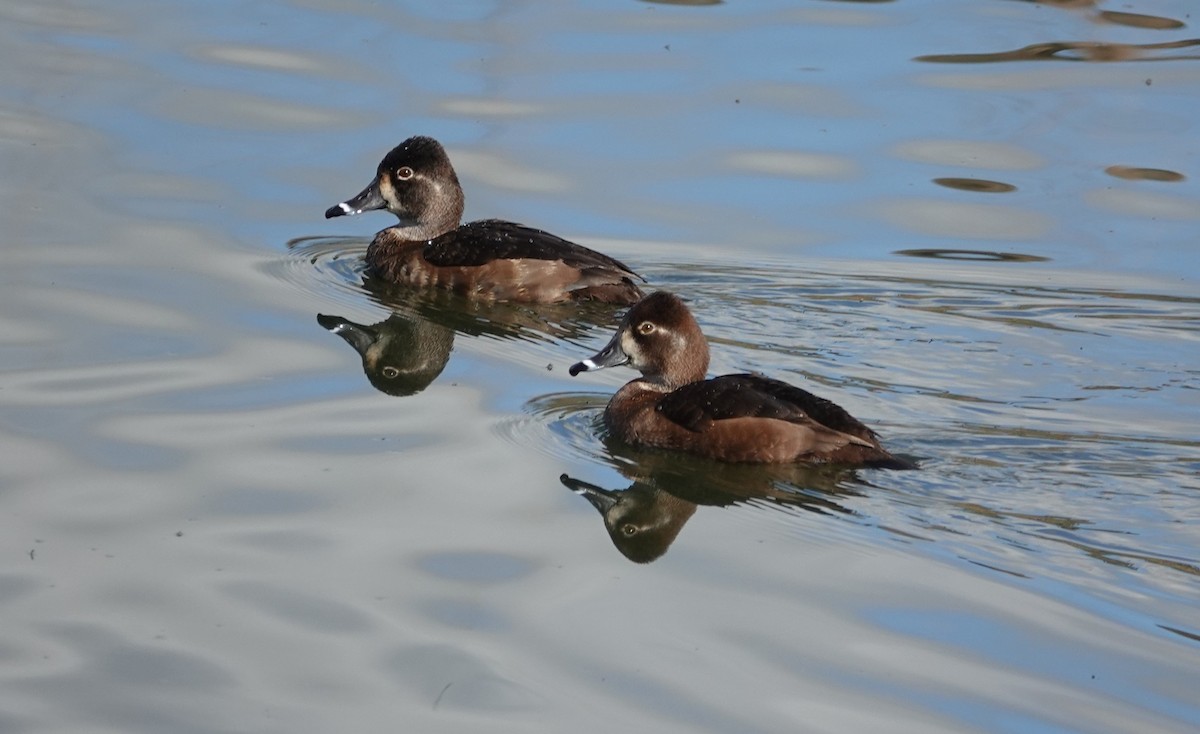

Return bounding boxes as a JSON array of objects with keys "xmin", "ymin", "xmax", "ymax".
[
  {"xmin": 379, "ymin": 177, "xmax": 398, "ymax": 208},
  {"xmin": 620, "ymin": 331, "xmax": 640, "ymax": 362}
]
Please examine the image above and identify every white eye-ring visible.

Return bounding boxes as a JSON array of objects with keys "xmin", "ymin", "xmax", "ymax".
[
  {"xmin": 637, "ymin": 321, "xmax": 655, "ymax": 335},
  {"xmin": 396, "ymin": 166, "xmax": 414, "ymax": 180}
]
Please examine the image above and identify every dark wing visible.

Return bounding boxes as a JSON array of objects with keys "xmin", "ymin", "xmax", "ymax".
[
  {"xmin": 422, "ymin": 220, "xmax": 641, "ymax": 279},
  {"xmin": 657, "ymin": 374, "xmax": 877, "ymax": 440}
]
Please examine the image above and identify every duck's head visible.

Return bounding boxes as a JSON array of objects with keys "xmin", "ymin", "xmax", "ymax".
[
  {"xmin": 569, "ymin": 291, "xmax": 709, "ymax": 388},
  {"xmin": 325, "ymin": 135, "xmax": 465, "ymax": 240}
]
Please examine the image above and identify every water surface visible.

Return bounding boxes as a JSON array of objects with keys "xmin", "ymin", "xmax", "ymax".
[{"xmin": 2, "ymin": 1, "xmax": 1198, "ymax": 732}]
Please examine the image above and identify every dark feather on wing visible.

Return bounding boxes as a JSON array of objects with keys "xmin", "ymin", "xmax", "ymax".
[
  {"xmin": 422, "ymin": 220, "xmax": 640, "ymax": 278},
  {"xmin": 656, "ymin": 374, "xmax": 876, "ymax": 439}
]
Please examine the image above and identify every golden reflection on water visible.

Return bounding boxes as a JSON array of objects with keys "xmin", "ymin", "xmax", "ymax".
[
  {"xmin": 1019, "ymin": 0, "xmax": 1189, "ymax": 29},
  {"xmin": 1104, "ymin": 165, "xmax": 1186, "ymax": 182},
  {"xmin": 1097, "ymin": 10, "xmax": 1187, "ymax": 30},
  {"xmin": 916, "ymin": 38, "xmax": 1200, "ymax": 64},
  {"xmin": 932, "ymin": 177, "xmax": 1018, "ymax": 194}
]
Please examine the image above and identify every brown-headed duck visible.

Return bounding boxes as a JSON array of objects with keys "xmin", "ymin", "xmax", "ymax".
[
  {"xmin": 569, "ymin": 291, "xmax": 914, "ymax": 468},
  {"xmin": 326, "ymin": 136, "xmax": 644, "ymax": 304}
]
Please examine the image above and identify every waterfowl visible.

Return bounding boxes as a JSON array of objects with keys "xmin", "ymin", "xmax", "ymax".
[
  {"xmin": 569, "ymin": 291, "xmax": 914, "ymax": 468},
  {"xmin": 325, "ymin": 136, "xmax": 644, "ymax": 304}
]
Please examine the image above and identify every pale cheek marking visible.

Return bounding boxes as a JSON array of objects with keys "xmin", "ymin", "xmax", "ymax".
[
  {"xmin": 620, "ymin": 332, "xmax": 639, "ymax": 361},
  {"xmin": 379, "ymin": 178, "xmax": 397, "ymax": 208}
]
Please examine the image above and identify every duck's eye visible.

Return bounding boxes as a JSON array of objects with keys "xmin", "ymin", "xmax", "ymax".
[
  {"xmin": 637, "ymin": 321, "xmax": 655, "ymax": 335},
  {"xmin": 396, "ymin": 166, "xmax": 414, "ymax": 180},
  {"xmin": 381, "ymin": 366, "xmax": 400, "ymax": 379},
  {"xmin": 622, "ymin": 524, "xmax": 638, "ymax": 536}
]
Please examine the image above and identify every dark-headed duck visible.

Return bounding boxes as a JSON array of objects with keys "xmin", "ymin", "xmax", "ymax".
[
  {"xmin": 326, "ymin": 136, "xmax": 644, "ymax": 304},
  {"xmin": 569, "ymin": 291, "xmax": 914, "ymax": 468}
]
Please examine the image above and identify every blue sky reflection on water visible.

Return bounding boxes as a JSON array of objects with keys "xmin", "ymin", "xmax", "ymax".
[{"xmin": 1, "ymin": 0, "xmax": 1199, "ymax": 732}]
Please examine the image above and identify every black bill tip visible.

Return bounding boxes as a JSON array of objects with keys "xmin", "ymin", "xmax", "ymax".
[{"xmin": 324, "ymin": 203, "xmax": 351, "ymax": 219}]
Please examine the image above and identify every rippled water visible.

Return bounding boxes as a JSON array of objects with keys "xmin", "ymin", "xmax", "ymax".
[
  {"xmin": 3, "ymin": 0, "xmax": 1199, "ymax": 732},
  {"xmin": 514, "ymin": 254, "xmax": 1200, "ymax": 581}
]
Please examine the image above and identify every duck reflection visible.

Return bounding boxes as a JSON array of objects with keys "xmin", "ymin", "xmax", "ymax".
[
  {"xmin": 318, "ymin": 311, "xmax": 453, "ymax": 396},
  {"xmin": 320, "ymin": 283, "xmax": 618, "ymax": 396},
  {"xmin": 561, "ymin": 443, "xmax": 865, "ymax": 563}
]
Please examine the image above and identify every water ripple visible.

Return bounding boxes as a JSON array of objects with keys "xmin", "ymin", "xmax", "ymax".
[
  {"xmin": 493, "ymin": 391, "xmax": 611, "ymax": 468},
  {"xmin": 263, "ymin": 235, "xmax": 372, "ymax": 312},
  {"xmin": 511, "ymin": 255, "xmax": 1200, "ymax": 588}
]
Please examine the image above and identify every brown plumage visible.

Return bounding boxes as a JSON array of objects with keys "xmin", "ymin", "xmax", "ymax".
[
  {"xmin": 325, "ymin": 136, "xmax": 643, "ymax": 304},
  {"xmin": 569, "ymin": 291, "xmax": 914, "ymax": 468}
]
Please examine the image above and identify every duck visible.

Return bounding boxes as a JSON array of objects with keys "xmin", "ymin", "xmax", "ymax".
[
  {"xmin": 568, "ymin": 291, "xmax": 914, "ymax": 468},
  {"xmin": 325, "ymin": 136, "xmax": 644, "ymax": 304}
]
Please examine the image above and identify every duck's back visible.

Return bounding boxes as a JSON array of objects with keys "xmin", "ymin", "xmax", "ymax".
[
  {"xmin": 425, "ymin": 220, "xmax": 632, "ymax": 271},
  {"xmin": 367, "ymin": 219, "xmax": 643, "ymax": 303},
  {"xmin": 657, "ymin": 374, "xmax": 873, "ymax": 438},
  {"xmin": 633, "ymin": 373, "xmax": 911, "ymax": 467}
]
